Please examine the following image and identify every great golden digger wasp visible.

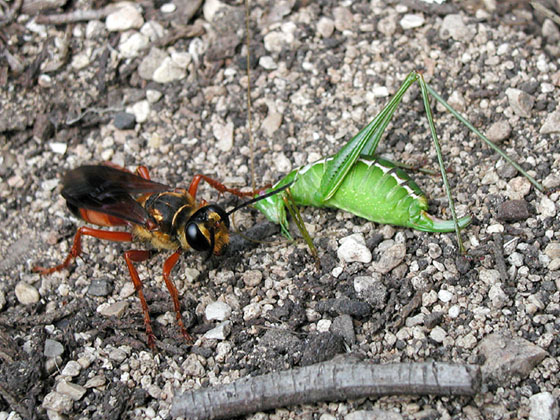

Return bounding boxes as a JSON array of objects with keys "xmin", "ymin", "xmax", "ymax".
[{"xmin": 34, "ymin": 163, "xmax": 290, "ymax": 348}]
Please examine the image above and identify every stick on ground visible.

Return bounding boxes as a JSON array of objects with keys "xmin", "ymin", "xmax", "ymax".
[{"xmin": 171, "ymin": 360, "xmax": 481, "ymax": 420}]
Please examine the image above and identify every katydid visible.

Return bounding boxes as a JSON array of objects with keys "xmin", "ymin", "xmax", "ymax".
[{"xmin": 252, "ymin": 71, "xmax": 544, "ymax": 254}]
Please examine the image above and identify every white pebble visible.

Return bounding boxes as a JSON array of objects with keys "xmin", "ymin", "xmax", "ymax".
[
  {"xmin": 205, "ymin": 301, "xmax": 232, "ymax": 321},
  {"xmin": 337, "ymin": 233, "xmax": 372, "ymax": 263},
  {"xmin": 61, "ymin": 361, "xmax": 81, "ymax": 377},
  {"xmin": 203, "ymin": 320, "xmax": 231, "ymax": 340},
  {"xmin": 448, "ymin": 305, "xmax": 460, "ymax": 318},
  {"xmin": 243, "ymin": 302, "xmax": 262, "ymax": 321},
  {"xmin": 400, "ymin": 14, "xmax": 425, "ymax": 30},
  {"xmin": 213, "ymin": 121, "xmax": 234, "ymax": 152},
  {"xmin": 160, "ymin": 2, "xmax": 176, "ymax": 13},
  {"xmin": 15, "ymin": 282, "xmax": 40, "ymax": 304},
  {"xmin": 529, "ymin": 392, "xmax": 559, "ymax": 420},
  {"xmin": 106, "ymin": 4, "xmax": 144, "ymax": 32},
  {"xmin": 317, "ymin": 319, "xmax": 332, "ymax": 333},
  {"xmin": 438, "ymin": 289, "xmax": 453, "ymax": 303},
  {"xmin": 128, "ymin": 100, "xmax": 150, "ymax": 123},
  {"xmin": 153, "ymin": 57, "xmax": 186, "ymax": 83},
  {"xmin": 430, "ymin": 326, "xmax": 447, "ymax": 343}
]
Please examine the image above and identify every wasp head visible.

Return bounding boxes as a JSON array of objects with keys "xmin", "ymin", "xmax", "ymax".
[{"xmin": 183, "ymin": 205, "xmax": 230, "ymax": 256}]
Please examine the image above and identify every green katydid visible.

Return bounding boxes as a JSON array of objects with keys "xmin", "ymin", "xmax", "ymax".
[{"xmin": 252, "ymin": 70, "xmax": 545, "ymax": 254}]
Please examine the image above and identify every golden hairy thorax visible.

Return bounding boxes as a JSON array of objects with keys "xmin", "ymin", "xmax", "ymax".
[
  {"xmin": 132, "ymin": 188, "xmax": 230, "ymax": 255},
  {"xmin": 133, "ymin": 189, "xmax": 198, "ymax": 251}
]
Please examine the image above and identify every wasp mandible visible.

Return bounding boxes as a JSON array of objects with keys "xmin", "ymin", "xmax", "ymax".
[{"xmin": 34, "ymin": 163, "xmax": 289, "ymax": 348}]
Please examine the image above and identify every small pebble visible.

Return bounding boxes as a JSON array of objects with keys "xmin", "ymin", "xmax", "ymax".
[
  {"xmin": 261, "ymin": 112, "xmax": 282, "ymax": 137},
  {"xmin": 119, "ymin": 32, "xmax": 149, "ymax": 58},
  {"xmin": 259, "ymin": 56, "xmax": 277, "ymax": 70},
  {"xmin": 448, "ymin": 305, "xmax": 460, "ymax": 318},
  {"xmin": 61, "ymin": 361, "xmax": 81, "ymax": 377},
  {"xmin": 317, "ymin": 17, "xmax": 334, "ymax": 38},
  {"xmin": 113, "ymin": 112, "xmax": 136, "ymax": 130},
  {"xmin": 529, "ymin": 392, "xmax": 559, "ymax": 420},
  {"xmin": 213, "ymin": 121, "xmax": 234, "ymax": 152},
  {"xmin": 540, "ymin": 110, "xmax": 560, "ymax": 134},
  {"xmin": 242, "ymin": 270, "xmax": 263, "ymax": 287},
  {"xmin": 42, "ymin": 391, "xmax": 73, "ymax": 414},
  {"xmin": 479, "ymin": 269, "xmax": 501, "ymax": 285},
  {"xmin": 203, "ymin": 320, "xmax": 231, "ymax": 340},
  {"xmin": 106, "ymin": 4, "xmax": 144, "ymax": 32},
  {"xmin": 544, "ymin": 242, "xmax": 560, "ymax": 259},
  {"xmin": 429, "ymin": 326, "xmax": 447, "ymax": 343},
  {"xmin": 317, "ymin": 319, "xmax": 332, "ymax": 333},
  {"xmin": 400, "ymin": 14, "xmax": 424, "ymax": 30},
  {"xmin": 84, "ymin": 375, "xmax": 106, "ymax": 388},
  {"xmin": 205, "ymin": 301, "xmax": 232, "ymax": 321},
  {"xmin": 87, "ymin": 278, "xmax": 113, "ymax": 297},
  {"xmin": 56, "ymin": 381, "xmax": 86, "ymax": 401},
  {"xmin": 138, "ymin": 48, "xmax": 168, "ymax": 80},
  {"xmin": 487, "ymin": 120, "xmax": 512, "ymax": 143},
  {"xmin": 372, "ymin": 243, "xmax": 406, "ymax": 274},
  {"xmin": 478, "ymin": 333, "xmax": 547, "ymax": 380},
  {"xmin": 15, "ymin": 282, "xmax": 40, "ymax": 305},
  {"xmin": 153, "ymin": 57, "xmax": 186, "ymax": 83},
  {"xmin": 333, "ymin": 7, "xmax": 353, "ymax": 32},
  {"xmin": 146, "ymin": 89, "xmax": 162, "ymax": 104},
  {"xmin": 128, "ymin": 100, "xmax": 150, "ymax": 124},
  {"xmin": 506, "ymin": 88, "xmax": 534, "ymax": 118},
  {"xmin": 497, "ymin": 200, "xmax": 530, "ymax": 222},
  {"xmin": 49, "ymin": 142, "xmax": 67, "ymax": 155},
  {"xmin": 160, "ymin": 2, "xmax": 176, "ymax": 13},
  {"xmin": 537, "ymin": 196, "xmax": 556, "ymax": 218},
  {"xmin": 243, "ymin": 302, "xmax": 262, "ymax": 321},
  {"xmin": 331, "ymin": 314, "xmax": 355, "ymax": 345},
  {"xmin": 507, "ymin": 176, "xmax": 531, "ymax": 200},
  {"xmin": 44, "ymin": 339, "xmax": 64, "ymax": 358},
  {"xmin": 263, "ymin": 32, "xmax": 287, "ymax": 53},
  {"xmin": 97, "ymin": 301, "xmax": 128, "ymax": 317},
  {"xmin": 337, "ymin": 233, "xmax": 372, "ymax": 263},
  {"xmin": 438, "ymin": 289, "xmax": 453, "ymax": 303},
  {"xmin": 440, "ymin": 14, "xmax": 475, "ymax": 42}
]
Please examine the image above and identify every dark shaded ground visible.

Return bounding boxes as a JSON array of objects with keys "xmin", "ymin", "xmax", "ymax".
[{"xmin": 1, "ymin": 0, "xmax": 559, "ymax": 419}]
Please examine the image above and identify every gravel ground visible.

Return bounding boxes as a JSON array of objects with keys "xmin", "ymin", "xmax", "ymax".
[{"xmin": 1, "ymin": 0, "xmax": 560, "ymax": 419}]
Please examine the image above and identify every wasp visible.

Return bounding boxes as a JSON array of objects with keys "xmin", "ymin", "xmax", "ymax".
[{"xmin": 34, "ymin": 163, "xmax": 289, "ymax": 348}]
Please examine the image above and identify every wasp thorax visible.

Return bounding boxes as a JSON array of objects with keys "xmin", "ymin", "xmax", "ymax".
[{"xmin": 185, "ymin": 205, "xmax": 230, "ymax": 254}]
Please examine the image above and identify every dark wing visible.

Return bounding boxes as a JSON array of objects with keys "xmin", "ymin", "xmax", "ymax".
[{"xmin": 61, "ymin": 165, "xmax": 171, "ymax": 226}]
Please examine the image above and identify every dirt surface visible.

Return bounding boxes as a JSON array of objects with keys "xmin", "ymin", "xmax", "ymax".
[{"xmin": 1, "ymin": 0, "xmax": 560, "ymax": 419}]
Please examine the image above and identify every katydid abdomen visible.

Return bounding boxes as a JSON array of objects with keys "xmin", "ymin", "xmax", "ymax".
[{"xmin": 254, "ymin": 155, "xmax": 471, "ymax": 237}]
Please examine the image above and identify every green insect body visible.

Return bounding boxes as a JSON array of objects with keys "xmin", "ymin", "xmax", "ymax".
[
  {"xmin": 254, "ymin": 155, "xmax": 471, "ymax": 238},
  {"xmin": 250, "ymin": 71, "xmax": 544, "ymax": 253}
]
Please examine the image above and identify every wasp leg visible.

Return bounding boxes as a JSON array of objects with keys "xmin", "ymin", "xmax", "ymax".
[
  {"xmin": 123, "ymin": 249, "xmax": 158, "ymax": 349},
  {"xmin": 188, "ymin": 174, "xmax": 258, "ymax": 200},
  {"xmin": 34, "ymin": 228, "xmax": 133, "ymax": 274},
  {"xmin": 162, "ymin": 250, "xmax": 193, "ymax": 344},
  {"xmin": 98, "ymin": 162, "xmax": 151, "ymax": 181},
  {"xmin": 135, "ymin": 166, "xmax": 151, "ymax": 180}
]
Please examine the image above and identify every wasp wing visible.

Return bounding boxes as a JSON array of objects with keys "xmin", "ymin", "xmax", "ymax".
[{"xmin": 61, "ymin": 165, "xmax": 171, "ymax": 227}]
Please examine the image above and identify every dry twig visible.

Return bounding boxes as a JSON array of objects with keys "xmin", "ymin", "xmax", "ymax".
[
  {"xmin": 34, "ymin": 5, "xmax": 115, "ymax": 24},
  {"xmin": 171, "ymin": 360, "xmax": 481, "ymax": 420}
]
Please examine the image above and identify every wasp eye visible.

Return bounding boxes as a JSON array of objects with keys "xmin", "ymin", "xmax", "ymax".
[{"xmin": 186, "ymin": 222, "xmax": 211, "ymax": 251}]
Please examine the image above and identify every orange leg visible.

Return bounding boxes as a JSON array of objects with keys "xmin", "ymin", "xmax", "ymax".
[
  {"xmin": 99, "ymin": 162, "xmax": 151, "ymax": 181},
  {"xmin": 123, "ymin": 250, "xmax": 158, "ymax": 349},
  {"xmin": 34, "ymin": 227, "xmax": 134, "ymax": 274},
  {"xmin": 135, "ymin": 166, "xmax": 151, "ymax": 180},
  {"xmin": 188, "ymin": 174, "xmax": 258, "ymax": 200},
  {"xmin": 162, "ymin": 250, "xmax": 193, "ymax": 343}
]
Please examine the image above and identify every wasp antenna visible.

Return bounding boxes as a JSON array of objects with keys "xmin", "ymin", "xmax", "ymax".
[{"xmin": 226, "ymin": 181, "xmax": 294, "ymax": 216}]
